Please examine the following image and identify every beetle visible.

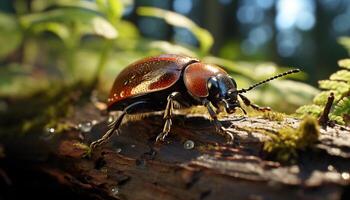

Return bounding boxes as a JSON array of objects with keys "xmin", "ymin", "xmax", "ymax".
[{"xmin": 89, "ymin": 54, "xmax": 300, "ymax": 151}]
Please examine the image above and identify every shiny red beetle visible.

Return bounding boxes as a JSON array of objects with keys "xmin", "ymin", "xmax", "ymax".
[{"xmin": 90, "ymin": 54, "xmax": 299, "ymax": 150}]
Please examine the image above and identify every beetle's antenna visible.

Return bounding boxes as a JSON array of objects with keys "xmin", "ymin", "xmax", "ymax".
[{"xmin": 237, "ymin": 69, "xmax": 300, "ymax": 93}]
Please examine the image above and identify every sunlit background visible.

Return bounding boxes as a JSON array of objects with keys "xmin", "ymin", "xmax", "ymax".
[
  {"xmin": 0, "ymin": 0, "xmax": 349, "ymax": 114},
  {"xmin": 124, "ymin": 0, "xmax": 349, "ymax": 84},
  {"xmin": 1, "ymin": 0, "xmax": 349, "ymax": 84}
]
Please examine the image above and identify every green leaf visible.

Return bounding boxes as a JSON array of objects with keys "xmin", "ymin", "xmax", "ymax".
[
  {"xmin": 202, "ymin": 56, "xmax": 253, "ymax": 78},
  {"xmin": 0, "ymin": 12, "xmax": 23, "ymax": 59},
  {"xmin": 21, "ymin": 8, "xmax": 118, "ymax": 40},
  {"xmin": 318, "ymin": 80, "xmax": 350, "ymax": 94},
  {"xmin": 96, "ymin": 0, "xmax": 124, "ymax": 25},
  {"xmin": 268, "ymin": 80, "xmax": 319, "ymax": 109},
  {"xmin": 329, "ymin": 70, "xmax": 350, "ymax": 82},
  {"xmin": 148, "ymin": 41, "xmax": 197, "ymax": 57},
  {"xmin": 31, "ymin": 0, "xmax": 98, "ymax": 12},
  {"xmin": 107, "ymin": 0, "xmax": 123, "ymax": 23},
  {"xmin": 338, "ymin": 59, "xmax": 350, "ymax": 69},
  {"xmin": 92, "ymin": 17, "xmax": 118, "ymax": 39},
  {"xmin": 31, "ymin": 22, "xmax": 70, "ymax": 43},
  {"xmin": 137, "ymin": 7, "xmax": 213, "ymax": 53}
]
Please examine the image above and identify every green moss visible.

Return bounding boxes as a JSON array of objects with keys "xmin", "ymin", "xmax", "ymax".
[
  {"xmin": 264, "ymin": 116, "xmax": 320, "ymax": 162},
  {"xmin": 262, "ymin": 111, "xmax": 285, "ymax": 122}
]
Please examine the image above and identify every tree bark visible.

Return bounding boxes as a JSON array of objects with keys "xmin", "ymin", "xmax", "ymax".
[{"xmin": 1, "ymin": 104, "xmax": 350, "ymax": 200}]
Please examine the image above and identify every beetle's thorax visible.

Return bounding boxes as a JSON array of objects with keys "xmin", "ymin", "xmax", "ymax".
[
  {"xmin": 183, "ymin": 62, "xmax": 227, "ymax": 99},
  {"xmin": 183, "ymin": 62, "xmax": 241, "ymax": 113}
]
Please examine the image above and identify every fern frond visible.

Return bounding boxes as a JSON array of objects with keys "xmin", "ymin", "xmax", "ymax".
[
  {"xmin": 333, "ymin": 97, "xmax": 350, "ymax": 116},
  {"xmin": 329, "ymin": 70, "xmax": 350, "ymax": 82},
  {"xmin": 318, "ymin": 80, "xmax": 350, "ymax": 94},
  {"xmin": 313, "ymin": 91, "xmax": 341, "ymax": 106},
  {"xmin": 296, "ymin": 58, "xmax": 350, "ymax": 124},
  {"xmin": 338, "ymin": 59, "xmax": 350, "ymax": 69}
]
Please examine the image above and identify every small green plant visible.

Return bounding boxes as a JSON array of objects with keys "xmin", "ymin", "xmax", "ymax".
[
  {"xmin": 264, "ymin": 116, "xmax": 320, "ymax": 162},
  {"xmin": 262, "ymin": 111, "xmax": 285, "ymax": 122},
  {"xmin": 296, "ymin": 58, "xmax": 350, "ymax": 125}
]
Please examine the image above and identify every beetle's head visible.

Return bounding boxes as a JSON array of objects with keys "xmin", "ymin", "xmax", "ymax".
[{"xmin": 207, "ymin": 74, "xmax": 242, "ymax": 114}]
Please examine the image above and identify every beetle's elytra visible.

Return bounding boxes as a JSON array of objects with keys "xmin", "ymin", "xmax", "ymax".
[{"xmin": 90, "ymin": 54, "xmax": 300, "ymax": 150}]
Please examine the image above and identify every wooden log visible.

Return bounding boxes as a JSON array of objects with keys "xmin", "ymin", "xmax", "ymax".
[{"xmin": 1, "ymin": 104, "xmax": 350, "ymax": 200}]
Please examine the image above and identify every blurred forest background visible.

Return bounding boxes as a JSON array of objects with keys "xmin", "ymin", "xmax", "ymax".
[
  {"xmin": 1, "ymin": 1, "xmax": 350, "ymax": 199},
  {"xmin": 0, "ymin": 0, "xmax": 349, "ymax": 117}
]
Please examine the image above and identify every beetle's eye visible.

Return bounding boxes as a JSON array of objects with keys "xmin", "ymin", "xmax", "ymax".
[
  {"xmin": 227, "ymin": 90, "xmax": 237, "ymax": 98},
  {"xmin": 207, "ymin": 77, "xmax": 217, "ymax": 89}
]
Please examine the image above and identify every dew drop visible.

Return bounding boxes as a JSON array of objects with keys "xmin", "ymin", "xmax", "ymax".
[
  {"xmin": 110, "ymin": 186, "xmax": 119, "ymax": 197},
  {"xmin": 115, "ymin": 148, "xmax": 122, "ymax": 153},
  {"xmin": 78, "ymin": 122, "xmax": 92, "ymax": 133},
  {"xmin": 120, "ymin": 91, "xmax": 125, "ymax": 98},
  {"xmin": 42, "ymin": 127, "xmax": 56, "ymax": 140},
  {"xmin": 184, "ymin": 140, "xmax": 195, "ymax": 150},
  {"xmin": 47, "ymin": 127, "xmax": 55, "ymax": 134},
  {"xmin": 342, "ymin": 172, "xmax": 350, "ymax": 180},
  {"xmin": 91, "ymin": 120, "xmax": 98, "ymax": 125},
  {"xmin": 328, "ymin": 165, "xmax": 335, "ymax": 171}
]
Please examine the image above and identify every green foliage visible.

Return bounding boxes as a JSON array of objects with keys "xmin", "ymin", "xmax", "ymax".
[
  {"xmin": 0, "ymin": 0, "xmax": 321, "ymax": 139},
  {"xmin": 0, "ymin": 13, "xmax": 22, "ymax": 59},
  {"xmin": 0, "ymin": 0, "xmax": 314, "ymax": 114},
  {"xmin": 296, "ymin": 55, "xmax": 350, "ymax": 125},
  {"xmin": 137, "ymin": 7, "xmax": 214, "ymax": 54},
  {"xmin": 264, "ymin": 116, "xmax": 320, "ymax": 162}
]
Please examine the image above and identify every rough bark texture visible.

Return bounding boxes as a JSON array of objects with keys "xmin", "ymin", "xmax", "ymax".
[{"xmin": 1, "ymin": 104, "xmax": 350, "ymax": 200}]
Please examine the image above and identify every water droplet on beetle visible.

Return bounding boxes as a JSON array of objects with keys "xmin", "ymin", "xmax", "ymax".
[
  {"xmin": 78, "ymin": 122, "xmax": 92, "ymax": 133},
  {"xmin": 108, "ymin": 115, "xmax": 114, "ymax": 123},
  {"xmin": 184, "ymin": 140, "xmax": 195, "ymax": 150}
]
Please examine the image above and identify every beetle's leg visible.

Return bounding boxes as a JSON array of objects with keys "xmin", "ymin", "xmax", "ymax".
[
  {"xmin": 204, "ymin": 100, "xmax": 234, "ymax": 144},
  {"xmin": 89, "ymin": 101, "xmax": 148, "ymax": 153},
  {"xmin": 238, "ymin": 94, "xmax": 271, "ymax": 112},
  {"xmin": 156, "ymin": 92, "xmax": 181, "ymax": 142}
]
